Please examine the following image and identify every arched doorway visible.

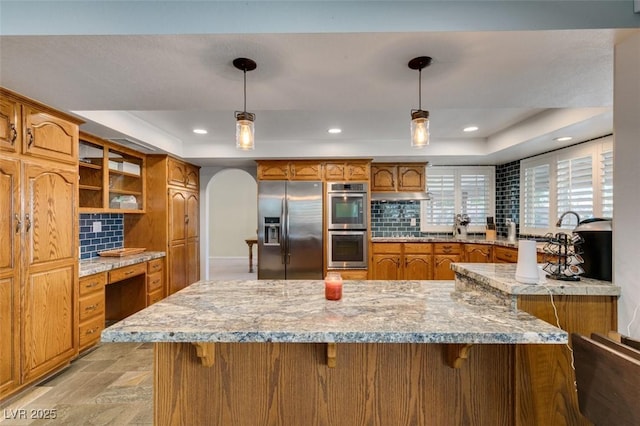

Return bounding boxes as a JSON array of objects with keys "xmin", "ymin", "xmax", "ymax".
[{"xmin": 206, "ymin": 169, "xmax": 257, "ymax": 279}]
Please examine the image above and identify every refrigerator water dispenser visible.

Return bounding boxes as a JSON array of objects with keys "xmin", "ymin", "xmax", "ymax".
[{"xmin": 264, "ymin": 217, "xmax": 281, "ymax": 245}]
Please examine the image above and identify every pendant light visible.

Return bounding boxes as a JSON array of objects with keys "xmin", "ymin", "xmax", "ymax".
[
  {"xmin": 408, "ymin": 56, "xmax": 432, "ymax": 148},
  {"xmin": 233, "ymin": 57, "xmax": 257, "ymax": 151}
]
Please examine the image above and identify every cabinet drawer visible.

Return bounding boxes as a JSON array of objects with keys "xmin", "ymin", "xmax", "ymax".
[
  {"xmin": 79, "ymin": 272, "xmax": 106, "ymax": 297},
  {"xmin": 148, "ymin": 258, "xmax": 164, "ymax": 274},
  {"xmin": 433, "ymin": 243, "xmax": 462, "ymax": 254},
  {"xmin": 79, "ymin": 291, "xmax": 105, "ymax": 322},
  {"xmin": 147, "ymin": 271, "xmax": 163, "ymax": 293},
  {"xmin": 404, "ymin": 243, "xmax": 432, "ymax": 254},
  {"xmin": 79, "ymin": 316, "xmax": 104, "ymax": 349},
  {"xmin": 494, "ymin": 246, "xmax": 518, "ymax": 263},
  {"xmin": 109, "ymin": 262, "xmax": 146, "ymax": 283},
  {"xmin": 372, "ymin": 243, "xmax": 402, "ymax": 254},
  {"xmin": 333, "ymin": 269, "xmax": 368, "ymax": 280},
  {"xmin": 147, "ymin": 289, "xmax": 164, "ymax": 306}
]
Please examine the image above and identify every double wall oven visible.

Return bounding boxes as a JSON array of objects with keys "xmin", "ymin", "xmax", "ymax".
[{"xmin": 326, "ymin": 182, "xmax": 368, "ymax": 269}]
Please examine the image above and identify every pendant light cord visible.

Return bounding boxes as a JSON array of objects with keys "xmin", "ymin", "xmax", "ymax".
[
  {"xmin": 418, "ymin": 68, "xmax": 422, "ymax": 110},
  {"xmin": 243, "ymin": 69, "xmax": 247, "ymax": 113}
]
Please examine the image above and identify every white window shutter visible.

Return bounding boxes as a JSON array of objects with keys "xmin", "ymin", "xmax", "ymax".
[
  {"xmin": 424, "ymin": 172, "xmax": 456, "ymax": 227},
  {"xmin": 460, "ymin": 173, "xmax": 491, "ymax": 227},
  {"xmin": 523, "ymin": 163, "xmax": 550, "ymax": 229},
  {"xmin": 556, "ymin": 155, "xmax": 593, "ymax": 228},
  {"xmin": 600, "ymin": 149, "xmax": 614, "ymax": 217}
]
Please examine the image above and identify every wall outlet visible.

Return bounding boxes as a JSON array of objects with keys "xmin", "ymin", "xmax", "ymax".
[
  {"xmin": 410, "ymin": 218, "xmax": 417, "ymax": 226},
  {"xmin": 92, "ymin": 221, "xmax": 102, "ymax": 233}
]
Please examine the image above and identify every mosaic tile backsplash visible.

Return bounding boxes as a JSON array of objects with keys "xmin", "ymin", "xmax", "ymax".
[{"xmin": 79, "ymin": 213, "xmax": 124, "ymax": 259}]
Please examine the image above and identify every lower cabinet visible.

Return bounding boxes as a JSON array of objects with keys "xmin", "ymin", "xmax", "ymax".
[
  {"xmin": 331, "ymin": 269, "xmax": 368, "ymax": 280},
  {"xmin": 78, "ymin": 257, "xmax": 166, "ymax": 354},
  {"xmin": 371, "ymin": 243, "xmax": 432, "ymax": 280},
  {"xmin": 433, "ymin": 243, "xmax": 462, "ymax": 280},
  {"xmin": 494, "ymin": 246, "xmax": 518, "ymax": 263},
  {"xmin": 464, "ymin": 244, "xmax": 493, "ymax": 263},
  {"xmin": 78, "ymin": 273, "xmax": 106, "ymax": 352}
]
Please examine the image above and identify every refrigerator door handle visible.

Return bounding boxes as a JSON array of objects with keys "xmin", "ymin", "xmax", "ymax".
[
  {"xmin": 285, "ymin": 195, "xmax": 291, "ymax": 264},
  {"xmin": 280, "ymin": 197, "xmax": 286, "ymax": 265}
]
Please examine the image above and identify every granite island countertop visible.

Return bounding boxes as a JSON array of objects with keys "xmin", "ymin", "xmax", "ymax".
[
  {"xmin": 101, "ymin": 279, "xmax": 567, "ymax": 345},
  {"xmin": 79, "ymin": 251, "xmax": 166, "ymax": 277},
  {"xmin": 451, "ymin": 263, "xmax": 621, "ymax": 297}
]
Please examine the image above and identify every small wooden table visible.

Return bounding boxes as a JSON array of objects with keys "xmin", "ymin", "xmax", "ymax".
[{"xmin": 245, "ymin": 238, "xmax": 258, "ymax": 273}]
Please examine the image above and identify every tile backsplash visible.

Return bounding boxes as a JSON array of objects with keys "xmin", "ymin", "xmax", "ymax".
[
  {"xmin": 79, "ymin": 213, "xmax": 124, "ymax": 259},
  {"xmin": 370, "ymin": 201, "xmax": 422, "ymax": 237},
  {"xmin": 495, "ymin": 161, "xmax": 520, "ymax": 237}
]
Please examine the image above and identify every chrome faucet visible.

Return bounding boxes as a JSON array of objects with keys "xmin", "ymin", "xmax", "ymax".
[{"xmin": 556, "ymin": 211, "xmax": 581, "ymax": 228}]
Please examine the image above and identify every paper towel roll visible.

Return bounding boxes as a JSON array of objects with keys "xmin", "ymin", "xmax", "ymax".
[{"xmin": 515, "ymin": 240, "xmax": 540, "ymax": 284}]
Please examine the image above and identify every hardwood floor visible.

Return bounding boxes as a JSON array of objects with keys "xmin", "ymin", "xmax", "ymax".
[{"xmin": 1, "ymin": 258, "xmax": 252, "ymax": 425}]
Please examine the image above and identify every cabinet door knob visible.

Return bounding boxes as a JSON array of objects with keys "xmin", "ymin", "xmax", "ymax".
[
  {"xmin": 25, "ymin": 214, "xmax": 31, "ymax": 232},
  {"xmin": 27, "ymin": 128, "xmax": 34, "ymax": 147},
  {"xmin": 15, "ymin": 214, "xmax": 21, "ymax": 233},
  {"xmin": 185, "ymin": 215, "xmax": 189, "ymax": 224}
]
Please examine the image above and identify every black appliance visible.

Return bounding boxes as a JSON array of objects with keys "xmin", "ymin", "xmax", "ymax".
[{"xmin": 573, "ymin": 218, "xmax": 612, "ymax": 281}]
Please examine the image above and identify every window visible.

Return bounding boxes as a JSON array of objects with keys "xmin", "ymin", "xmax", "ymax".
[
  {"xmin": 421, "ymin": 166, "xmax": 495, "ymax": 232},
  {"xmin": 520, "ymin": 136, "xmax": 613, "ymax": 235}
]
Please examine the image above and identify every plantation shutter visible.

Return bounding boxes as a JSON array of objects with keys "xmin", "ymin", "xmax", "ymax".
[
  {"xmin": 460, "ymin": 173, "xmax": 491, "ymax": 226},
  {"xmin": 522, "ymin": 163, "xmax": 550, "ymax": 229},
  {"xmin": 424, "ymin": 171, "xmax": 456, "ymax": 226},
  {"xmin": 600, "ymin": 149, "xmax": 613, "ymax": 217},
  {"xmin": 556, "ymin": 155, "xmax": 593, "ymax": 228}
]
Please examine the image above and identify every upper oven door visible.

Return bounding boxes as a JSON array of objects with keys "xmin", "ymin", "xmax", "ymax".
[{"xmin": 327, "ymin": 192, "xmax": 367, "ymax": 229}]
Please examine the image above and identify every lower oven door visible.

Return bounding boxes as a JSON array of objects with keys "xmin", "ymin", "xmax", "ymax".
[{"xmin": 327, "ymin": 230, "xmax": 368, "ymax": 269}]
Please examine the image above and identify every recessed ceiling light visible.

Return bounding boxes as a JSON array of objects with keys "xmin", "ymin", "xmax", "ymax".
[
  {"xmin": 328, "ymin": 128, "xmax": 342, "ymax": 134},
  {"xmin": 193, "ymin": 129, "xmax": 208, "ymax": 135},
  {"xmin": 554, "ymin": 136, "xmax": 573, "ymax": 142},
  {"xmin": 463, "ymin": 126, "xmax": 479, "ymax": 132}
]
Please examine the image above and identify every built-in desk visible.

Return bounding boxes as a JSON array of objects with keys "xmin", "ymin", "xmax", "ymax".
[{"xmin": 78, "ymin": 251, "xmax": 166, "ymax": 351}]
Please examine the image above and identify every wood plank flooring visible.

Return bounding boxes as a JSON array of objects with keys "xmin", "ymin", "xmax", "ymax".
[{"xmin": 1, "ymin": 343, "xmax": 153, "ymax": 425}]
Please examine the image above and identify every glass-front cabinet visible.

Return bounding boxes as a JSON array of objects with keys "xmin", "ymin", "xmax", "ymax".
[{"xmin": 79, "ymin": 133, "xmax": 145, "ymax": 213}]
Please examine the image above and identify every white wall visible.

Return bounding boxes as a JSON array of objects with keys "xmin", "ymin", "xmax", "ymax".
[
  {"xmin": 614, "ymin": 32, "xmax": 640, "ymax": 338},
  {"xmin": 207, "ymin": 169, "xmax": 257, "ymax": 258}
]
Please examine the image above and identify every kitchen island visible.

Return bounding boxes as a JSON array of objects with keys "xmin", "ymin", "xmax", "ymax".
[
  {"xmin": 452, "ymin": 263, "xmax": 620, "ymax": 426},
  {"xmin": 102, "ymin": 279, "xmax": 566, "ymax": 425}
]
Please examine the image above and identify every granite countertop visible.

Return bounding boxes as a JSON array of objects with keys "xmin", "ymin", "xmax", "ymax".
[
  {"xmin": 451, "ymin": 263, "xmax": 621, "ymax": 297},
  {"xmin": 79, "ymin": 251, "xmax": 166, "ymax": 277},
  {"xmin": 101, "ymin": 279, "xmax": 567, "ymax": 345}
]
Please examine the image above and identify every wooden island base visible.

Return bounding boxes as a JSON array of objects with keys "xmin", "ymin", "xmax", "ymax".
[{"xmin": 155, "ymin": 341, "xmax": 516, "ymax": 426}]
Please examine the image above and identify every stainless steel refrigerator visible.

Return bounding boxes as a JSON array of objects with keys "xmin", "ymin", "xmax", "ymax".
[{"xmin": 258, "ymin": 181, "xmax": 323, "ymax": 279}]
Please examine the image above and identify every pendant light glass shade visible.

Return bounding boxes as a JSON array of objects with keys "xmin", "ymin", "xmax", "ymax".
[
  {"xmin": 408, "ymin": 56, "xmax": 432, "ymax": 149},
  {"xmin": 411, "ymin": 110, "xmax": 430, "ymax": 148},
  {"xmin": 233, "ymin": 58, "xmax": 257, "ymax": 151},
  {"xmin": 235, "ymin": 112, "xmax": 255, "ymax": 151}
]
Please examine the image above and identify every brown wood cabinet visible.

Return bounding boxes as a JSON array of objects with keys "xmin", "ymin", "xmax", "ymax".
[
  {"xmin": 79, "ymin": 133, "xmax": 145, "ymax": 213},
  {"xmin": 323, "ymin": 161, "xmax": 371, "ymax": 181},
  {"xmin": 493, "ymin": 246, "xmax": 518, "ymax": 263},
  {"xmin": 256, "ymin": 160, "xmax": 323, "ymax": 181},
  {"xmin": 464, "ymin": 244, "xmax": 493, "ymax": 263},
  {"xmin": 0, "ymin": 96, "xmax": 20, "ymax": 154},
  {"xmin": 125, "ymin": 156, "xmax": 200, "ymax": 297},
  {"xmin": 147, "ymin": 258, "xmax": 165, "ymax": 305},
  {"xmin": 168, "ymin": 157, "xmax": 199, "ymax": 190},
  {"xmin": 371, "ymin": 162, "xmax": 426, "ymax": 192},
  {"xmin": 0, "ymin": 88, "xmax": 81, "ymax": 401},
  {"xmin": 371, "ymin": 243, "xmax": 432, "ymax": 280},
  {"xmin": 433, "ymin": 243, "xmax": 462, "ymax": 280},
  {"xmin": 0, "ymin": 157, "xmax": 20, "ymax": 398},
  {"xmin": 78, "ymin": 273, "xmax": 106, "ymax": 351}
]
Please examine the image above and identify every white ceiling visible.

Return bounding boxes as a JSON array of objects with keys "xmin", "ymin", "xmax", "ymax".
[{"xmin": 1, "ymin": 1, "xmax": 638, "ymax": 167}]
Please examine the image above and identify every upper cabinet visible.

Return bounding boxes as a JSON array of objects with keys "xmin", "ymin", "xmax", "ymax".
[
  {"xmin": 1, "ymin": 88, "xmax": 79, "ymax": 164},
  {"xmin": 78, "ymin": 132, "xmax": 145, "ymax": 213},
  {"xmin": 168, "ymin": 157, "xmax": 199, "ymax": 190},
  {"xmin": 371, "ymin": 162, "xmax": 426, "ymax": 192},
  {"xmin": 324, "ymin": 161, "xmax": 371, "ymax": 181},
  {"xmin": 257, "ymin": 160, "xmax": 371, "ymax": 182}
]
